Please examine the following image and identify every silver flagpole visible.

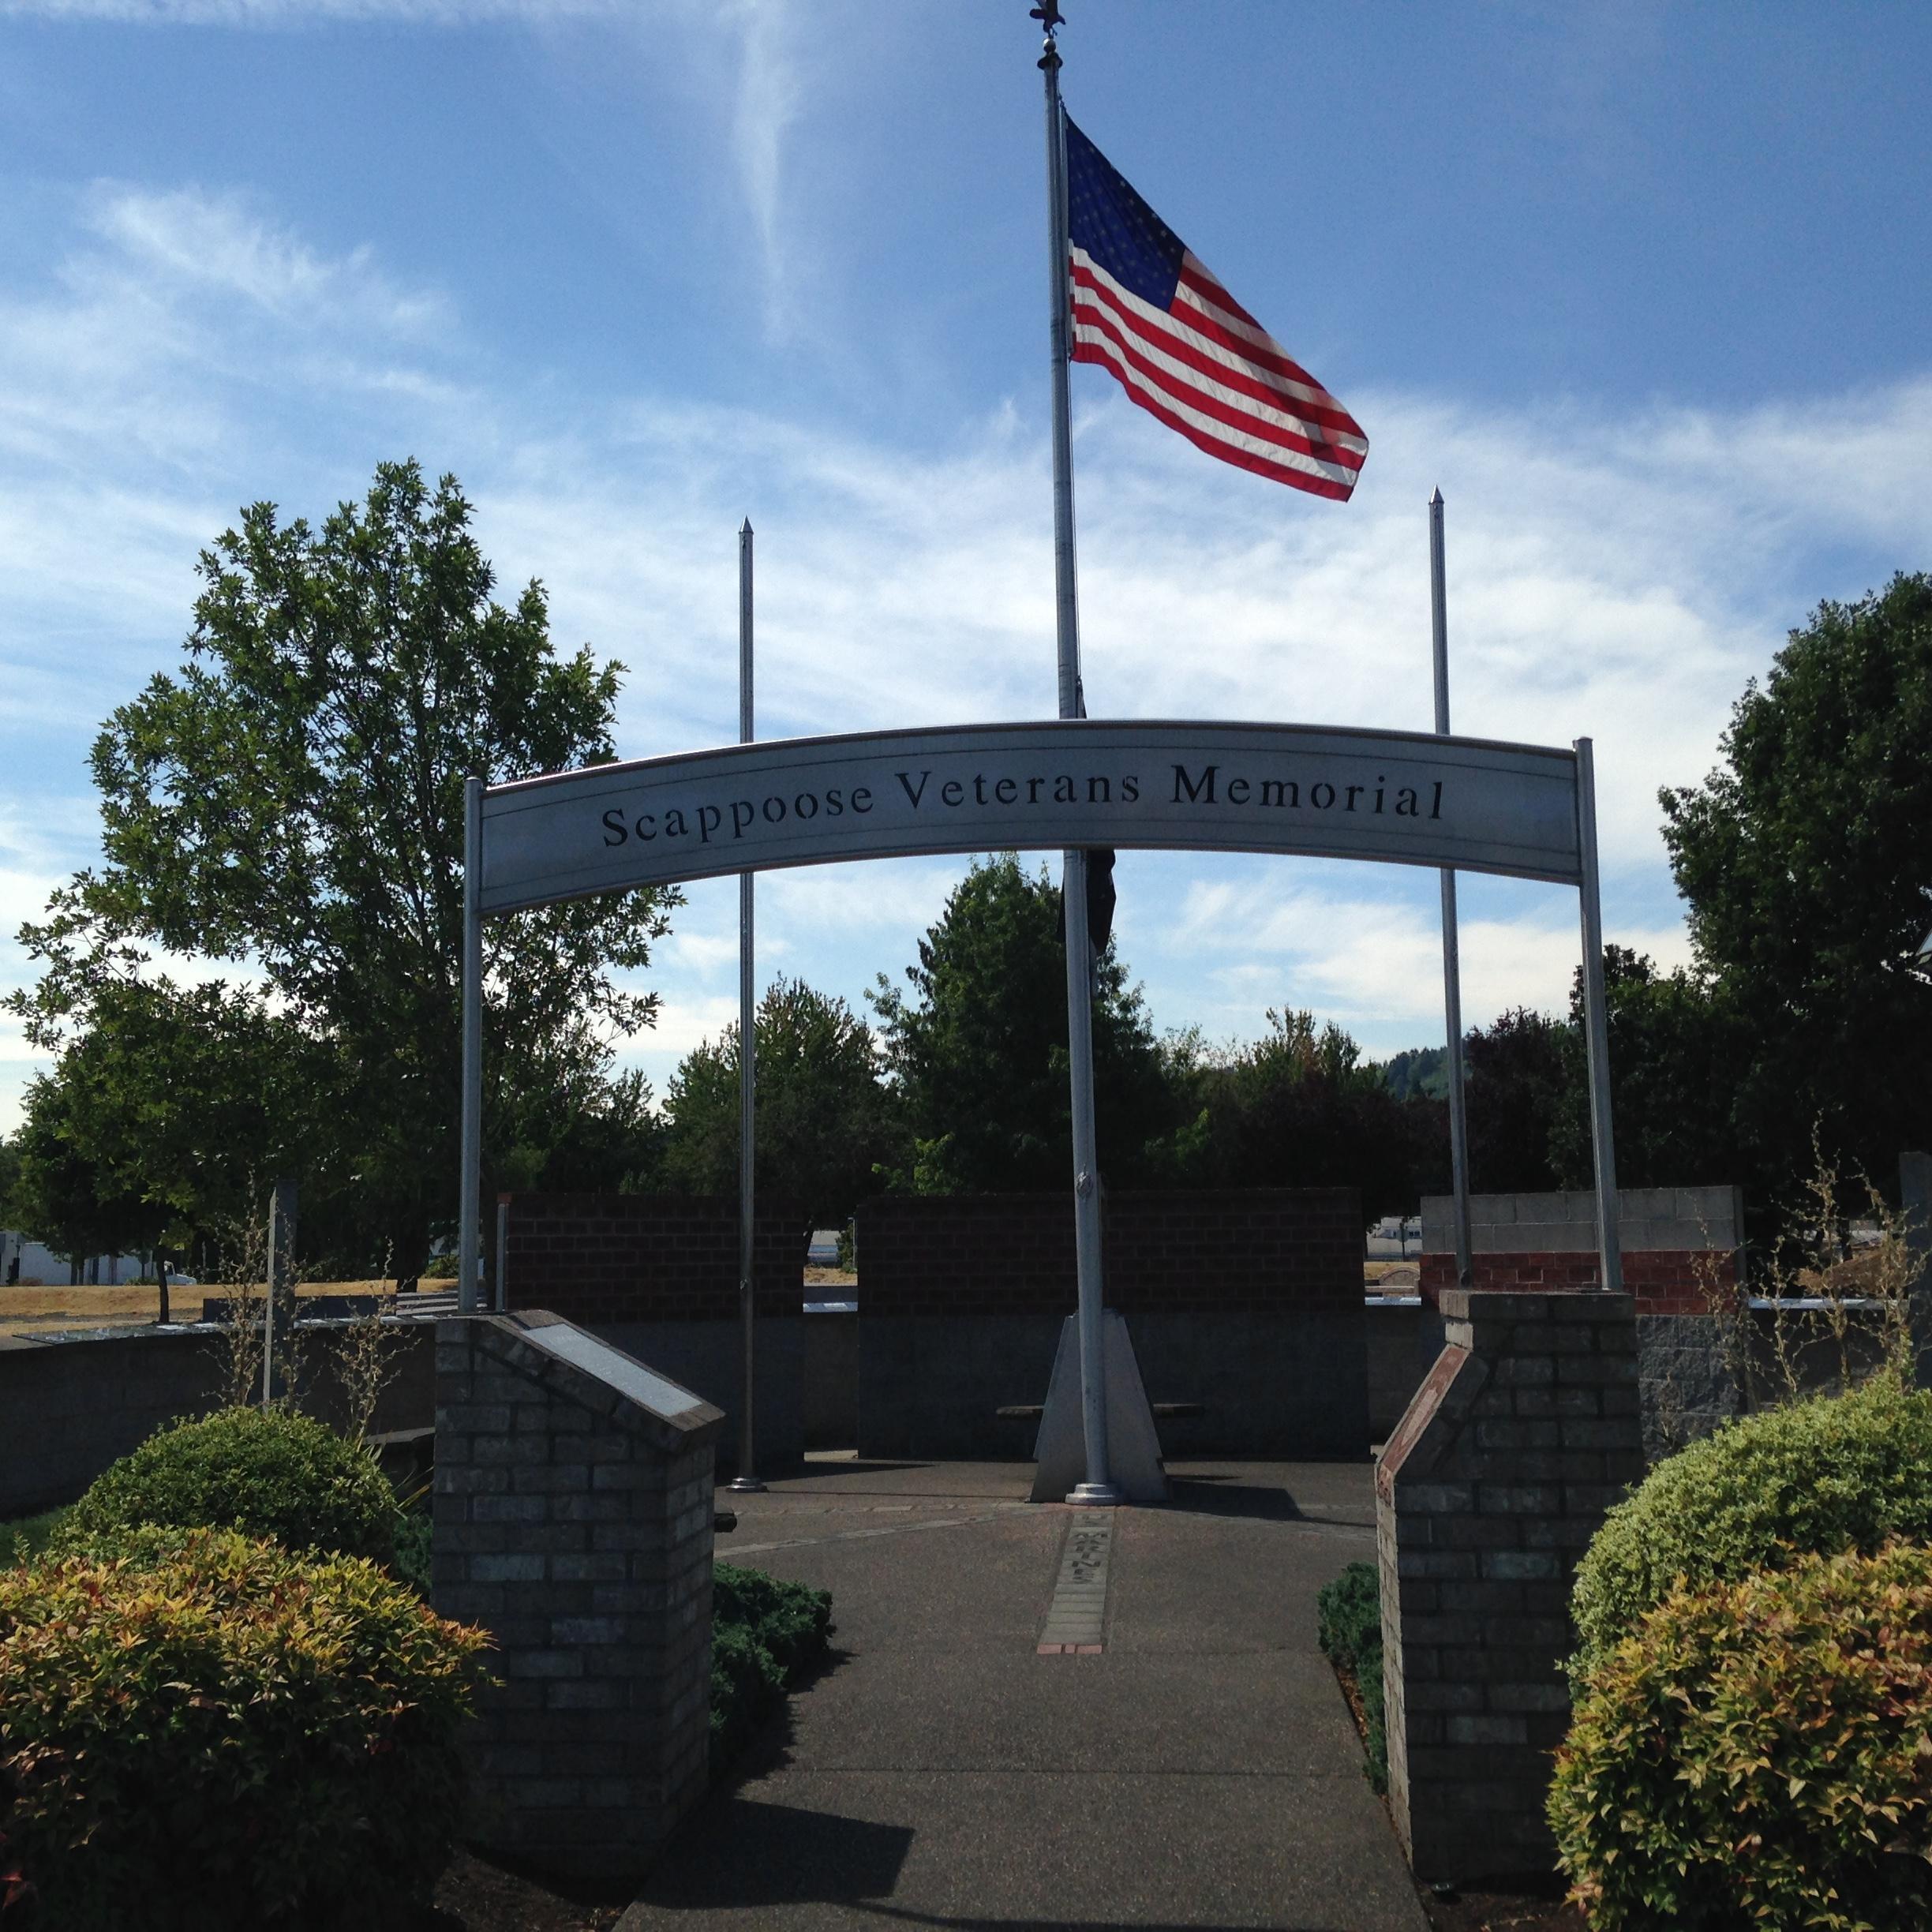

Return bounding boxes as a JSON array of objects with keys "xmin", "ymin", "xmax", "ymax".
[
  {"xmin": 728, "ymin": 519, "xmax": 766, "ymax": 1492},
  {"xmin": 459, "ymin": 774, "xmax": 484, "ymax": 1313},
  {"xmin": 1430, "ymin": 492, "xmax": 1474, "ymax": 1290},
  {"xmin": 1039, "ymin": 6, "xmax": 1118, "ymax": 1506}
]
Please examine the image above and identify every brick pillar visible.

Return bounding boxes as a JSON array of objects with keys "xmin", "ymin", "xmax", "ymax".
[
  {"xmin": 1376, "ymin": 1289, "xmax": 1644, "ymax": 1885},
  {"xmin": 433, "ymin": 1310, "xmax": 724, "ymax": 1878}
]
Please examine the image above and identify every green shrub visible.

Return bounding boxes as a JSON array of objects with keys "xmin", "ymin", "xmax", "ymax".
[
  {"xmin": 1551, "ymin": 1541, "xmax": 1932, "ymax": 1930},
  {"xmin": 0, "ymin": 1527, "xmax": 491, "ymax": 1932},
  {"xmin": 390, "ymin": 1502, "xmax": 433, "ymax": 1598},
  {"xmin": 1, "ymin": 1511, "xmax": 69, "ymax": 1566},
  {"xmin": 710, "ymin": 1563, "xmax": 833, "ymax": 1772},
  {"xmin": 1571, "ymin": 1372, "xmax": 1932, "ymax": 1676},
  {"xmin": 61, "ymin": 1406, "xmax": 399, "ymax": 1567},
  {"xmin": 1316, "ymin": 1559, "xmax": 1387, "ymax": 1792}
]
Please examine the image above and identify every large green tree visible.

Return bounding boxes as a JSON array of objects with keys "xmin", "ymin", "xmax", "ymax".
[
  {"xmin": 1159, "ymin": 1009, "xmax": 1445, "ymax": 1218},
  {"xmin": 1661, "ymin": 573, "xmax": 1932, "ymax": 1196},
  {"xmin": 1549, "ymin": 948, "xmax": 1748, "ymax": 1194},
  {"xmin": 8, "ymin": 461, "xmax": 675, "ymax": 1279},
  {"xmin": 662, "ymin": 977, "xmax": 900, "ymax": 1228},
  {"xmin": 870, "ymin": 854, "xmax": 1175, "ymax": 1193}
]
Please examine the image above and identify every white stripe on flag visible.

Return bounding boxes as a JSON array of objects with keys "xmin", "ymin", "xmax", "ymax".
[
  {"xmin": 1072, "ymin": 255, "xmax": 1365, "ymax": 488},
  {"xmin": 1073, "ymin": 318, "xmax": 1361, "ymax": 491},
  {"xmin": 1073, "ymin": 247, "xmax": 1350, "ymax": 424}
]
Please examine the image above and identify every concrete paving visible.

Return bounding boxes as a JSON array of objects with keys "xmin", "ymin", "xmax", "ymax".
[{"xmin": 620, "ymin": 1457, "xmax": 1425, "ymax": 1932}]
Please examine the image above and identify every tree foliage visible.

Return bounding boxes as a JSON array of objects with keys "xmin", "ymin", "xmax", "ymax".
[
  {"xmin": 1661, "ymin": 573, "xmax": 1932, "ymax": 1197},
  {"xmin": 663, "ymin": 977, "xmax": 898, "ymax": 1228},
  {"xmin": 869, "ymin": 855, "xmax": 1174, "ymax": 1193},
  {"xmin": 1159, "ymin": 1010, "xmax": 1444, "ymax": 1219},
  {"xmin": 6, "ymin": 461, "xmax": 673, "ymax": 1277}
]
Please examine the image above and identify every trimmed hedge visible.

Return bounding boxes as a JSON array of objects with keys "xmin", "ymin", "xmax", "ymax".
[
  {"xmin": 1551, "ymin": 1541, "xmax": 1932, "ymax": 1930},
  {"xmin": 0, "ymin": 1527, "xmax": 490, "ymax": 1932},
  {"xmin": 60, "ymin": 1407, "xmax": 399, "ymax": 1567},
  {"xmin": 710, "ymin": 1563, "xmax": 833, "ymax": 1770},
  {"xmin": 1570, "ymin": 1372, "xmax": 1932, "ymax": 1676},
  {"xmin": 1316, "ymin": 1559, "xmax": 1387, "ymax": 1792}
]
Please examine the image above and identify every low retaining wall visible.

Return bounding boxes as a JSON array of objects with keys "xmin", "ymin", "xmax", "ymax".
[
  {"xmin": 1421, "ymin": 1186, "xmax": 1743, "ymax": 1453},
  {"xmin": 0, "ymin": 1321, "xmax": 434, "ymax": 1519},
  {"xmin": 856, "ymin": 1190, "xmax": 1368, "ymax": 1458},
  {"xmin": 1419, "ymin": 1186, "xmax": 1743, "ymax": 1315},
  {"xmin": 500, "ymin": 1193, "xmax": 807, "ymax": 1471}
]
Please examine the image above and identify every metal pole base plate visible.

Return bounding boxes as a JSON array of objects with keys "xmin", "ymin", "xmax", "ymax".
[
  {"xmin": 1065, "ymin": 1482, "xmax": 1125, "ymax": 1506},
  {"xmin": 725, "ymin": 1477, "xmax": 768, "ymax": 1493}
]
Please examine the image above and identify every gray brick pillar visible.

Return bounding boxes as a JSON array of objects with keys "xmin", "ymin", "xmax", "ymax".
[
  {"xmin": 433, "ymin": 1310, "xmax": 724, "ymax": 1878},
  {"xmin": 1376, "ymin": 1289, "xmax": 1644, "ymax": 1885}
]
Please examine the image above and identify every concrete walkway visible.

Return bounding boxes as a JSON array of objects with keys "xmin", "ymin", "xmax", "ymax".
[{"xmin": 620, "ymin": 1458, "xmax": 1425, "ymax": 1932}]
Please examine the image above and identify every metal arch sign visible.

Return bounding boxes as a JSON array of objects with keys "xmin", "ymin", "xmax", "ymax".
[{"xmin": 475, "ymin": 719, "xmax": 1584, "ymax": 914}]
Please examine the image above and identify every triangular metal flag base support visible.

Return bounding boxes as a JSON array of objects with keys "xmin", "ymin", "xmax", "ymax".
[{"xmin": 1030, "ymin": 1311, "xmax": 1169, "ymax": 1504}]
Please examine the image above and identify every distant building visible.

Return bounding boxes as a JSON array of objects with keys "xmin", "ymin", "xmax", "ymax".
[{"xmin": 1, "ymin": 1230, "xmax": 148, "ymax": 1287}]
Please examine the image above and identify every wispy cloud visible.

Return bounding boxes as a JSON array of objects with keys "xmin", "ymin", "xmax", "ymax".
[
  {"xmin": 0, "ymin": 0, "xmax": 620, "ymax": 21},
  {"xmin": 4, "ymin": 181, "xmax": 1931, "ymax": 1127}
]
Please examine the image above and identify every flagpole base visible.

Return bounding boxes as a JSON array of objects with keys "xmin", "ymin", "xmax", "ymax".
[{"xmin": 1065, "ymin": 1482, "xmax": 1125, "ymax": 1507}]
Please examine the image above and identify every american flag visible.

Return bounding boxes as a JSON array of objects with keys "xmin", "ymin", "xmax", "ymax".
[{"xmin": 1065, "ymin": 114, "xmax": 1368, "ymax": 502}]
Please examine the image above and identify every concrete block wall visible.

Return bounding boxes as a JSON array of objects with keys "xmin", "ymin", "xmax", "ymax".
[
  {"xmin": 857, "ymin": 1189, "xmax": 1363, "ymax": 1317},
  {"xmin": 0, "ymin": 1322, "xmax": 434, "ymax": 1518},
  {"xmin": 1419, "ymin": 1186, "xmax": 1743, "ymax": 1315},
  {"xmin": 432, "ymin": 1311, "xmax": 722, "ymax": 1878},
  {"xmin": 501, "ymin": 1193, "xmax": 806, "ymax": 1324},
  {"xmin": 856, "ymin": 1189, "xmax": 1368, "ymax": 1458},
  {"xmin": 1376, "ymin": 1288, "xmax": 1645, "ymax": 1885},
  {"xmin": 500, "ymin": 1193, "xmax": 807, "ymax": 1470}
]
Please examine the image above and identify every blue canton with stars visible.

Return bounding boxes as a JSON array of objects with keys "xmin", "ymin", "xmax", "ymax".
[{"xmin": 1065, "ymin": 114, "xmax": 1185, "ymax": 310}]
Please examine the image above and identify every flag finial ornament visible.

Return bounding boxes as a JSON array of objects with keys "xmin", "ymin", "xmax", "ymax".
[{"xmin": 1032, "ymin": 0, "xmax": 1063, "ymax": 69}]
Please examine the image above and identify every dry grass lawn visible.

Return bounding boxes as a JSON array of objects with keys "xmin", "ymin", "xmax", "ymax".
[{"xmin": 0, "ymin": 1279, "xmax": 406, "ymax": 1339}]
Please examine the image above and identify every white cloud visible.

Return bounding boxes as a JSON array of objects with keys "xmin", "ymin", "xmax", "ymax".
[
  {"xmin": 1153, "ymin": 867, "xmax": 1694, "ymax": 1050},
  {"xmin": 4, "ymin": 181, "xmax": 1932, "ymax": 1133},
  {"xmin": 0, "ymin": 0, "xmax": 620, "ymax": 20}
]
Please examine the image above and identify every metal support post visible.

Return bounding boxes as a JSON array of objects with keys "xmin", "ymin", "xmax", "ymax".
[
  {"xmin": 459, "ymin": 775, "xmax": 484, "ymax": 1313},
  {"xmin": 494, "ymin": 1197, "xmax": 509, "ymax": 1314},
  {"xmin": 729, "ymin": 519, "xmax": 766, "ymax": 1494},
  {"xmin": 1431, "ymin": 491, "xmax": 1474, "ymax": 1289},
  {"xmin": 260, "ymin": 1178, "xmax": 298, "ymax": 1406},
  {"xmin": 1574, "ymin": 738, "xmax": 1623, "ymax": 1291}
]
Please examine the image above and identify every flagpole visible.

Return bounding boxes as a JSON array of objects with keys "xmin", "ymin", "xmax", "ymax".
[
  {"xmin": 728, "ymin": 517, "xmax": 766, "ymax": 1494},
  {"xmin": 1039, "ymin": 5, "xmax": 1118, "ymax": 1507},
  {"xmin": 1431, "ymin": 490, "xmax": 1473, "ymax": 1291}
]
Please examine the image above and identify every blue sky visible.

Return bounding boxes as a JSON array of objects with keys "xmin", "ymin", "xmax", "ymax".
[{"xmin": 2, "ymin": 0, "xmax": 1930, "ymax": 1131}]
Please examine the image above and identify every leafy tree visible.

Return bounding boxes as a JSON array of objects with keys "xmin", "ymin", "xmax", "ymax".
[
  {"xmin": 662, "ymin": 978, "xmax": 899, "ymax": 1229},
  {"xmin": 1549, "ymin": 948, "xmax": 1749, "ymax": 1193},
  {"xmin": 7, "ymin": 461, "xmax": 676, "ymax": 1280},
  {"xmin": 870, "ymin": 854, "xmax": 1174, "ymax": 1193},
  {"xmin": 1464, "ymin": 1005, "xmax": 1568, "ymax": 1193},
  {"xmin": 1377, "ymin": 1044, "xmax": 1449, "ymax": 1103},
  {"xmin": 8, "ymin": 1062, "xmax": 163, "ymax": 1279},
  {"xmin": 1158, "ymin": 1009, "xmax": 1445, "ymax": 1219},
  {"xmin": 1661, "ymin": 574, "xmax": 1932, "ymax": 1197}
]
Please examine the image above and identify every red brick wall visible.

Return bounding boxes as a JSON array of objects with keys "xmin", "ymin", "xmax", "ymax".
[
  {"xmin": 856, "ymin": 1189, "xmax": 1361, "ymax": 1319},
  {"xmin": 501, "ymin": 1194, "xmax": 806, "ymax": 1327},
  {"xmin": 1419, "ymin": 1249, "xmax": 1737, "ymax": 1317}
]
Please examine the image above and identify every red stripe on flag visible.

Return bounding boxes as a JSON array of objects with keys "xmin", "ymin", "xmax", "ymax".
[
  {"xmin": 1071, "ymin": 268, "xmax": 1367, "ymax": 463},
  {"xmin": 1071, "ymin": 291, "xmax": 1361, "ymax": 478},
  {"xmin": 1073, "ymin": 328, "xmax": 1357, "ymax": 501}
]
